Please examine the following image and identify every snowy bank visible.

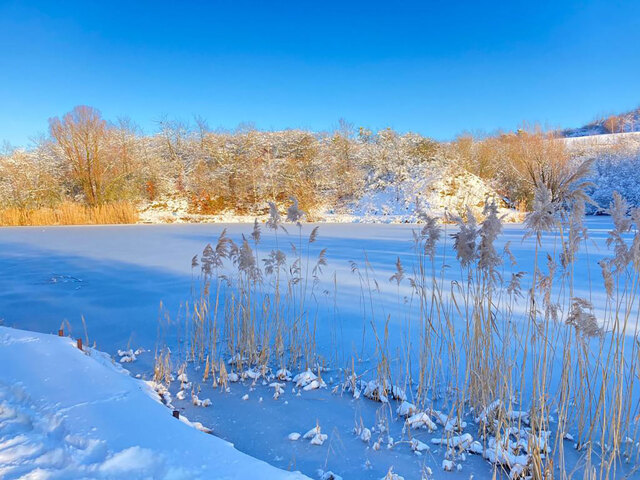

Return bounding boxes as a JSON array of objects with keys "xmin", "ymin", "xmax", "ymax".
[
  {"xmin": 0, "ymin": 326, "xmax": 308, "ymax": 480},
  {"xmin": 139, "ymin": 169, "xmax": 523, "ymax": 226}
]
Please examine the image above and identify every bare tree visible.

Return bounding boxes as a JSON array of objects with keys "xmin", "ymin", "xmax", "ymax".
[{"xmin": 49, "ymin": 106, "xmax": 109, "ymax": 205}]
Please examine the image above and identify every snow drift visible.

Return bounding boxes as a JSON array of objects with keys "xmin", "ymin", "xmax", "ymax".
[{"xmin": 0, "ymin": 326, "xmax": 308, "ymax": 480}]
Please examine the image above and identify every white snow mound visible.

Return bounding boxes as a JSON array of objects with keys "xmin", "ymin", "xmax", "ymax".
[{"xmin": 0, "ymin": 326, "xmax": 308, "ymax": 480}]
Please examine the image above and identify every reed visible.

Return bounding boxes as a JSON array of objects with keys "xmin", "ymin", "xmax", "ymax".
[
  {"xmin": 152, "ymin": 190, "xmax": 640, "ymax": 479},
  {"xmin": 0, "ymin": 201, "xmax": 138, "ymax": 226}
]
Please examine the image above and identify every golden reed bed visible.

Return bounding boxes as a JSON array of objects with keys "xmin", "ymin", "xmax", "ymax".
[{"xmin": 0, "ymin": 201, "xmax": 138, "ymax": 226}]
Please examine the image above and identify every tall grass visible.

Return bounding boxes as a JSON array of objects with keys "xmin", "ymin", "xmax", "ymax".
[
  {"xmin": 155, "ymin": 192, "xmax": 640, "ymax": 479},
  {"xmin": 178, "ymin": 203, "xmax": 328, "ymax": 377},
  {"xmin": 0, "ymin": 201, "xmax": 138, "ymax": 226}
]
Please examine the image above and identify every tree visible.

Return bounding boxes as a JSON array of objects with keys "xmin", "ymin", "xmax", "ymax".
[{"xmin": 49, "ymin": 106, "xmax": 109, "ymax": 205}]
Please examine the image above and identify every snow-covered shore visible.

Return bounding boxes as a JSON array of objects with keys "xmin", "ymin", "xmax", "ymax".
[{"xmin": 0, "ymin": 326, "xmax": 308, "ymax": 480}]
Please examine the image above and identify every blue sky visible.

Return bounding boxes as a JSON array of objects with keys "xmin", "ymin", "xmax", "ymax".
[{"xmin": 1, "ymin": 0, "xmax": 639, "ymax": 147}]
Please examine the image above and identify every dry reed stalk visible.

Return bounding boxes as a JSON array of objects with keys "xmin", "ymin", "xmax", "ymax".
[
  {"xmin": 0, "ymin": 201, "xmax": 138, "ymax": 226},
  {"xmin": 152, "ymin": 192, "xmax": 640, "ymax": 480}
]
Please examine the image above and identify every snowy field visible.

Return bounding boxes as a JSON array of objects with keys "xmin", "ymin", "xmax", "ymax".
[
  {"xmin": 0, "ymin": 327, "xmax": 307, "ymax": 479},
  {"xmin": 1, "ymin": 218, "xmax": 639, "ymax": 479}
]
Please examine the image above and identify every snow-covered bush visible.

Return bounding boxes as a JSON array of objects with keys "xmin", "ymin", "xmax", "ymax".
[{"xmin": 587, "ymin": 151, "xmax": 640, "ymax": 212}]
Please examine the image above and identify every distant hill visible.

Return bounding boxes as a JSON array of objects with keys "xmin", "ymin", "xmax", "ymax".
[{"xmin": 562, "ymin": 107, "xmax": 640, "ymax": 137}]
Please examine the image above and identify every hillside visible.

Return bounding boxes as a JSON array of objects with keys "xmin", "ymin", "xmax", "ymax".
[
  {"xmin": 562, "ymin": 107, "xmax": 640, "ymax": 137},
  {"xmin": 3, "ymin": 104, "xmax": 640, "ymax": 227}
]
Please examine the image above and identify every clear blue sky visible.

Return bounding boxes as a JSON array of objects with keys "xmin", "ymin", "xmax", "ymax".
[{"xmin": 1, "ymin": 0, "xmax": 639, "ymax": 147}]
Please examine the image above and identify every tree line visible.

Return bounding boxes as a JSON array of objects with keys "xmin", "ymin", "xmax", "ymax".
[{"xmin": 1, "ymin": 105, "xmax": 612, "ymax": 218}]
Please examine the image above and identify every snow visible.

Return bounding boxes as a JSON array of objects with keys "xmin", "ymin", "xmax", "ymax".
[
  {"xmin": 562, "ymin": 131, "xmax": 640, "ymax": 213},
  {"xmin": 563, "ymin": 131, "xmax": 640, "ymax": 146},
  {"xmin": 431, "ymin": 433, "xmax": 473, "ymax": 450},
  {"xmin": 409, "ymin": 438, "xmax": 429, "ymax": 453},
  {"xmin": 292, "ymin": 370, "xmax": 326, "ymax": 391},
  {"xmin": 441, "ymin": 459, "xmax": 455, "ymax": 471},
  {"xmin": 396, "ymin": 401, "xmax": 417, "ymax": 417},
  {"xmin": 137, "ymin": 167, "xmax": 524, "ymax": 225},
  {"xmin": 359, "ymin": 427, "xmax": 371, "ymax": 443},
  {"xmin": 132, "ymin": 131, "xmax": 640, "ymax": 226},
  {"xmin": 562, "ymin": 108, "xmax": 640, "ymax": 137},
  {"xmin": 191, "ymin": 394, "xmax": 212, "ymax": 407},
  {"xmin": 0, "ymin": 326, "xmax": 308, "ymax": 480},
  {"xmin": 302, "ymin": 426, "xmax": 328, "ymax": 446},
  {"xmin": 0, "ymin": 218, "xmax": 639, "ymax": 479},
  {"xmin": 325, "ymin": 169, "xmax": 521, "ymax": 224},
  {"xmin": 405, "ymin": 412, "xmax": 437, "ymax": 432}
]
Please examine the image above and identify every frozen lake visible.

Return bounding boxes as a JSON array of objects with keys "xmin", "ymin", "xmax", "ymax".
[
  {"xmin": 0, "ymin": 218, "xmax": 617, "ymax": 349},
  {"xmin": 1, "ymin": 217, "xmax": 637, "ymax": 479}
]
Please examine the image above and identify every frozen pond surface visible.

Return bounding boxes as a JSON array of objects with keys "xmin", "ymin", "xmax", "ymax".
[
  {"xmin": 0, "ymin": 218, "xmax": 617, "ymax": 349},
  {"xmin": 1, "ymin": 218, "xmax": 637, "ymax": 479}
]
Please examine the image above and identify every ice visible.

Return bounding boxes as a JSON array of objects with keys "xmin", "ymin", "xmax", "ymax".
[{"xmin": 0, "ymin": 218, "xmax": 638, "ymax": 479}]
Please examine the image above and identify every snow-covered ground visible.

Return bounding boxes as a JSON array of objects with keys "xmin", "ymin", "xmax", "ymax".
[
  {"xmin": 138, "ymin": 167, "xmax": 523, "ymax": 226},
  {"xmin": 0, "ymin": 219, "xmax": 638, "ymax": 479},
  {"xmin": 563, "ymin": 131, "xmax": 640, "ymax": 147},
  {"xmin": 342, "ymin": 170, "xmax": 521, "ymax": 223},
  {"xmin": 0, "ymin": 326, "xmax": 308, "ymax": 479},
  {"xmin": 562, "ymin": 108, "xmax": 640, "ymax": 138}
]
